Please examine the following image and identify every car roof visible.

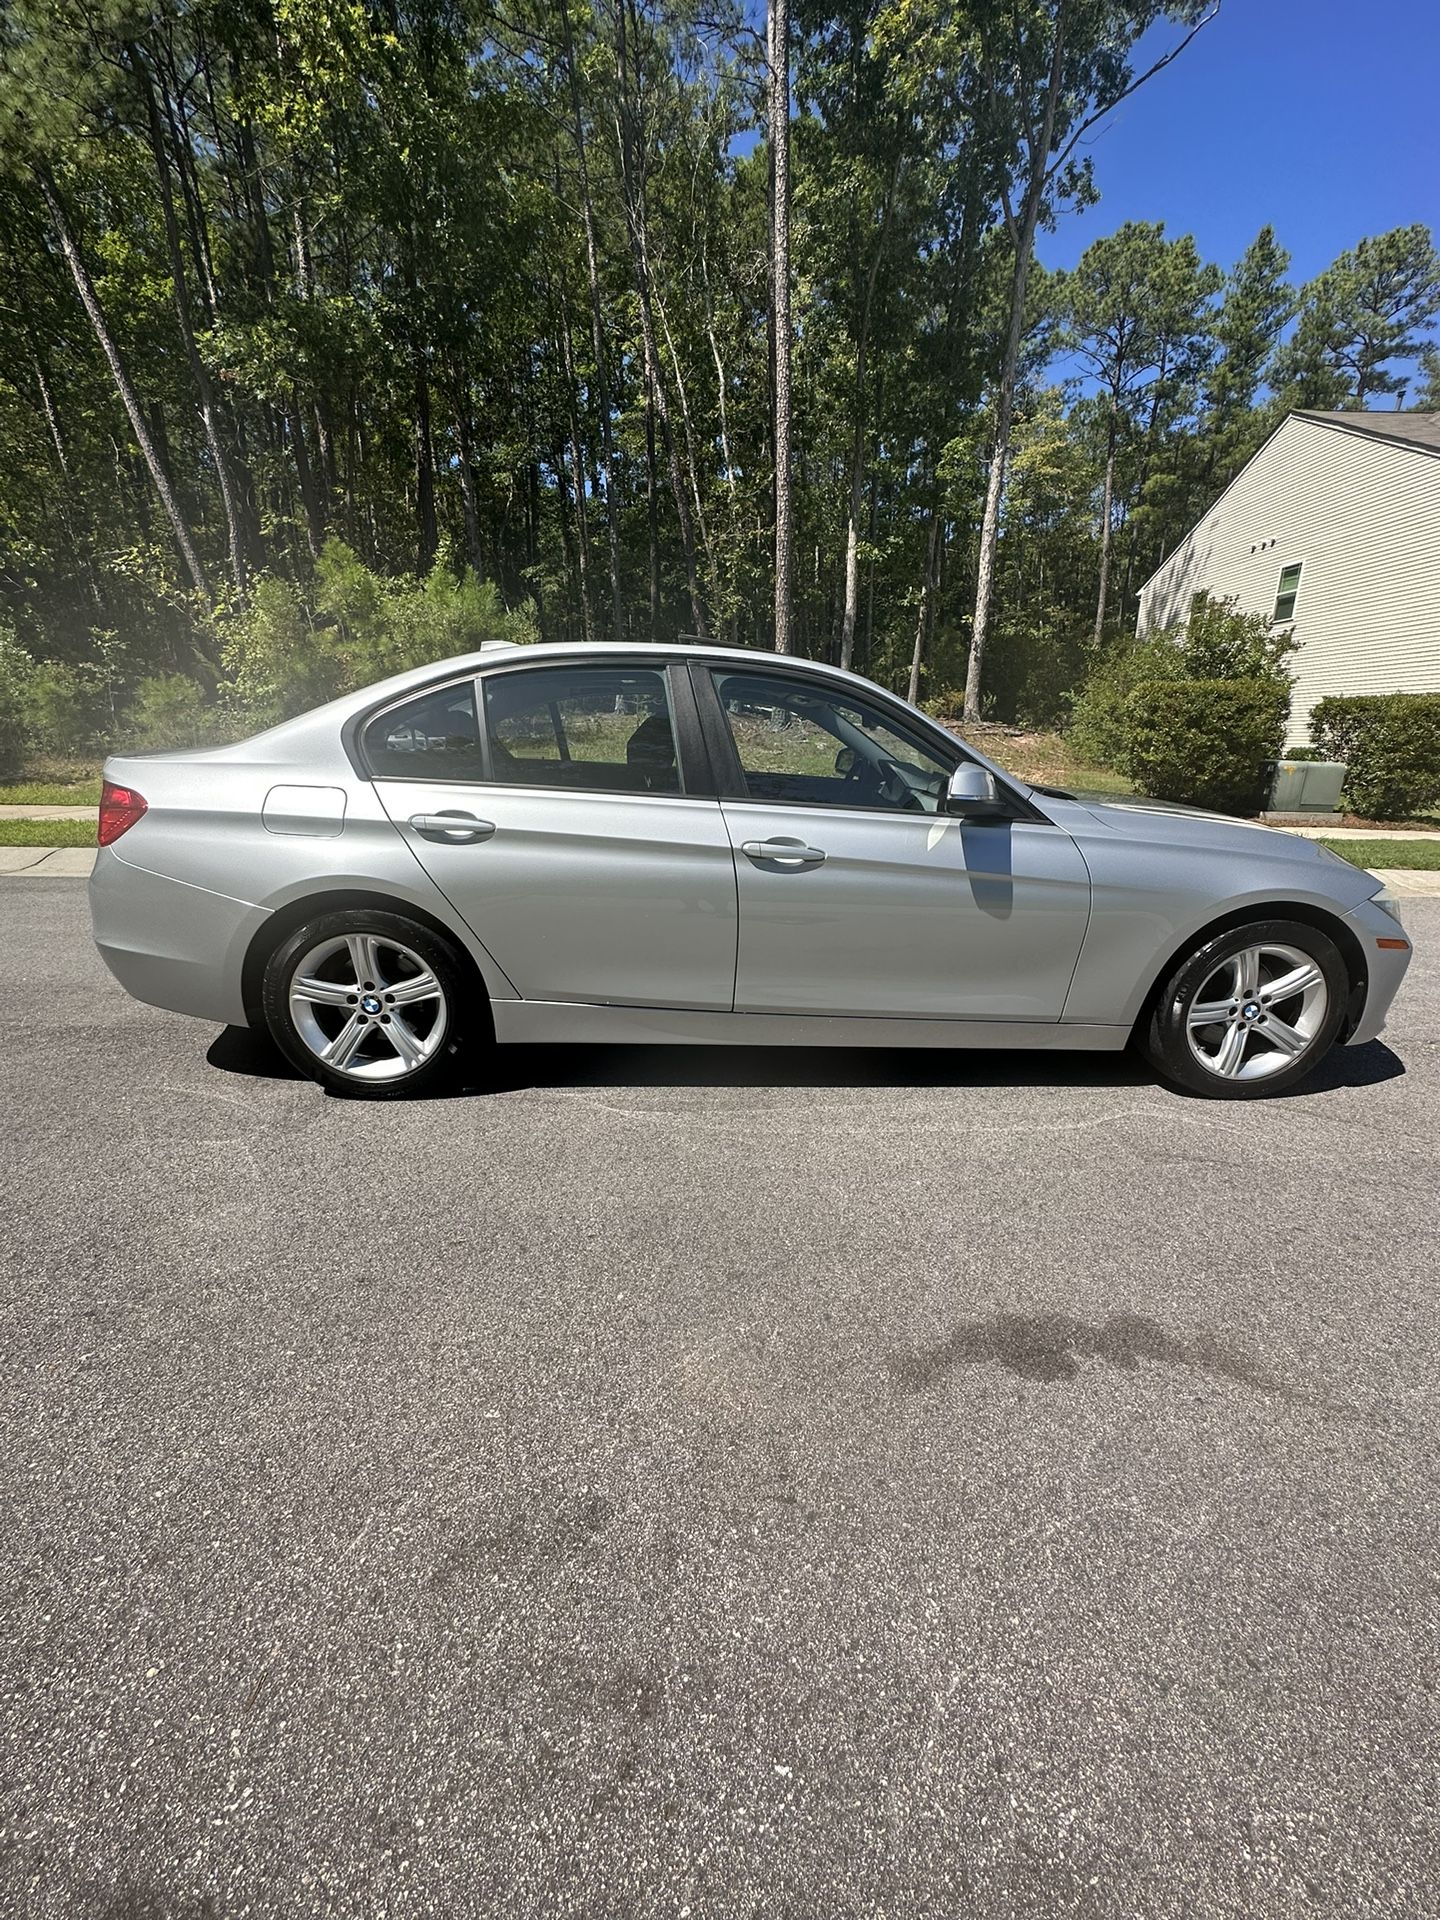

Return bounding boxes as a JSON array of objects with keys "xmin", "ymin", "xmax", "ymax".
[{"xmin": 322, "ymin": 638, "xmax": 903, "ymax": 718}]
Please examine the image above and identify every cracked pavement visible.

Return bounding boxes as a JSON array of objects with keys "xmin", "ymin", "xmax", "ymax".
[{"xmin": 2, "ymin": 881, "xmax": 1437, "ymax": 1918}]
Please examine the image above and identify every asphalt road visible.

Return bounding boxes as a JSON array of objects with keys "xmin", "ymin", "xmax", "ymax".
[{"xmin": 2, "ymin": 881, "xmax": 1438, "ymax": 1920}]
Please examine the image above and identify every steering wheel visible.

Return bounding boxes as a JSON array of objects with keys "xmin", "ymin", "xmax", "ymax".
[{"xmin": 875, "ymin": 758, "xmax": 927, "ymax": 811}]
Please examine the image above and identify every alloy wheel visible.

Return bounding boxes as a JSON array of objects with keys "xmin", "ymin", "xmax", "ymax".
[
  {"xmin": 287, "ymin": 931, "xmax": 449, "ymax": 1083},
  {"xmin": 1184, "ymin": 940, "xmax": 1329, "ymax": 1084}
]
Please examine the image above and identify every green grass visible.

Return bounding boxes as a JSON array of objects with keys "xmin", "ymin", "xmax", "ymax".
[
  {"xmin": 1318, "ymin": 838, "xmax": 1440, "ymax": 870},
  {"xmin": 0, "ymin": 779, "xmax": 102, "ymax": 806},
  {"xmin": 0, "ymin": 819, "xmax": 97, "ymax": 847}
]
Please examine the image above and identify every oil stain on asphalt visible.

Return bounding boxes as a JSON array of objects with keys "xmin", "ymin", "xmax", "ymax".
[{"xmin": 886, "ymin": 1310, "xmax": 1288, "ymax": 1395}]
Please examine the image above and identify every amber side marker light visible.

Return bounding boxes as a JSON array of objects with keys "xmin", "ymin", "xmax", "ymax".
[
  {"xmin": 1376, "ymin": 937, "xmax": 1410, "ymax": 951},
  {"xmin": 97, "ymin": 781, "xmax": 148, "ymax": 846}
]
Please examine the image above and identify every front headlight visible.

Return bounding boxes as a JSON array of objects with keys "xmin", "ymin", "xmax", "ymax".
[{"xmin": 1371, "ymin": 887, "xmax": 1405, "ymax": 927}]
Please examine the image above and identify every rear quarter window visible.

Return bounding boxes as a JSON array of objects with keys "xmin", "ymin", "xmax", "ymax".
[{"xmin": 363, "ymin": 682, "xmax": 483, "ymax": 781}]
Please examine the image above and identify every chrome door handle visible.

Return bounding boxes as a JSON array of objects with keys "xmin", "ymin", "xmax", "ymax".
[
  {"xmin": 741, "ymin": 838, "xmax": 826, "ymax": 869},
  {"xmin": 408, "ymin": 812, "xmax": 497, "ymax": 844}
]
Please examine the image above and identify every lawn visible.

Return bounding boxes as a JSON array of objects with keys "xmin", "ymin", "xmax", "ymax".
[
  {"xmin": 0, "ymin": 819, "xmax": 97, "ymax": 847},
  {"xmin": 1317, "ymin": 838, "xmax": 1440, "ymax": 871},
  {"xmin": 0, "ymin": 779, "xmax": 102, "ymax": 806}
]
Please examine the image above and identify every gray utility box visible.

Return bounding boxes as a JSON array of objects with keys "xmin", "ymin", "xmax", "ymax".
[{"xmin": 1266, "ymin": 759, "xmax": 1347, "ymax": 817}]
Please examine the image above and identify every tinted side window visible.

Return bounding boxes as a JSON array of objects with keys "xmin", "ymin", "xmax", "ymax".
[
  {"xmin": 363, "ymin": 681, "xmax": 483, "ymax": 781},
  {"xmin": 483, "ymin": 666, "xmax": 680, "ymax": 794},
  {"xmin": 711, "ymin": 669, "xmax": 950, "ymax": 813}
]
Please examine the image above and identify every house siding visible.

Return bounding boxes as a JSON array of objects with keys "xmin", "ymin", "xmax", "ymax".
[{"xmin": 1137, "ymin": 415, "xmax": 1440, "ymax": 747}]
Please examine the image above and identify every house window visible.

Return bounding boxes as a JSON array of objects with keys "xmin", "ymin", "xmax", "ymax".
[{"xmin": 1273, "ymin": 563, "xmax": 1302, "ymax": 623}]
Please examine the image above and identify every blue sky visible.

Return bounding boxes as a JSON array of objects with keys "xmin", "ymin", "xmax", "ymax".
[{"xmin": 1039, "ymin": 0, "xmax": 1440, "ymax": 284}]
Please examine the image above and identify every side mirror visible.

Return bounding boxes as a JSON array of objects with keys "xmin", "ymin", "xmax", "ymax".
[{"xmin": 943, "ymin": 763, "xmax": 1008, "ymax": 817}]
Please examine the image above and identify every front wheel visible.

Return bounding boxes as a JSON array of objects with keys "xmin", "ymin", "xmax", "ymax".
[
  {"xmin": 261, "ymin": 909, "xmax": 474, "ymax": 1098},
  {"xmin": 1142, "ymin": 918, "xmax": 1349, "ymax": 1099}
]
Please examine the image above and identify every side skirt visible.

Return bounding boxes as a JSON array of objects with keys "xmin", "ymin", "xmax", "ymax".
[{"xmin": 490, "ymin": 1001, "xmax": 1132, "ymax": 1052}]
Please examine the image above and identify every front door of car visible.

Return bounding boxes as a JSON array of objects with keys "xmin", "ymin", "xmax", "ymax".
[
  {"xmin": 701, "ymin": 665, "xmax": 1091, "ymax": 1020},
  {"xmin": 366, "ymin": 662, "xmax": 737, "ymax": 1010}
]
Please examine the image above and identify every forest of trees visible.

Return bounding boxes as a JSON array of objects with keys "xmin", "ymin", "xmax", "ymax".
[{"xmin": 1, "ymin": 0, "xmax": 1439, "ymax": 754}]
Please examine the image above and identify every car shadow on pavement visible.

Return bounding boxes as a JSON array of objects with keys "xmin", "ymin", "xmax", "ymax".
[
  {"xmin": 205, "ymin": 1025, "xmax": 1404, "ymax": 1100},
  {"xmin": 486, "ymin": 1037, "xmax": 1405, "ymax": 1098}
]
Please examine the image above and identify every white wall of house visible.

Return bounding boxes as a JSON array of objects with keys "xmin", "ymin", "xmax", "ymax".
[{"xmin": 1137, "ymin": 415, "xmax": 1440, "ymax": 747}]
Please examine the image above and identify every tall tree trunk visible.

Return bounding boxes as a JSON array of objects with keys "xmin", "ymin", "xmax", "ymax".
[
  {"xmin": 908, "ymin": 513, "xmax": 941, "ymax": 705},
  {"xmin": 553, "ymin": 450, "xmax": 584, "ymax": 645},
  {"xmin": 129, "ymin": 44, "xmax": 249, "ymax": 594},
  {"xmin": 557, "ymin": 298, "xmax": 596, "ymax": 644},
  {"xmin": 1093, "ymin": 404, "xmax": 1118, "ymax": 646},
  {"xmin": 35, "ymin": 168, "xmax": 210, "ymax": 600},
  {"xmin": 414, "ymin": 358, "xmax": 438, "ymax": 569},
  {"xmin": 657, "ymin": 290, "xmax": 718, "ymax": 603},
  {"xmin": 769, "ymin": 0, "xmax": 794, "ymax": 652},
  {"xmin": 24, "ymin": 333, "xmax": 105, "ymax": 618},
  {"xmin": 963, "ymin": 24, "xmax": 1066, "ymax": 722},
  {"xmin": 289, "ymin": 391, "xmax": 324, "ymax": 559},
  {"xmin": 613, "ymin": 0, "xmax": 707, "ymax": 637},
  {"xmin": 646, "ymin": 394, "xmax": 660, "ymax": 642},
  {"xmin": 838, "ymin": 151, "xmax": 904, "ymax": 670},
  {"xmin": 454, "ymin": 398, "xmax": 484, "ymax": 578},
  {"xmin": 561, "ymin": 1, "xmax": 624, "ymax": 644},
  {"xmin": 701, "ymin": 247, "xmax": 737, "ymax": 503}
]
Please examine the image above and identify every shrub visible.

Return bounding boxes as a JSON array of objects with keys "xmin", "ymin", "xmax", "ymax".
[
  {"xmin": 0, "ymin": 629, "xmax": 32, "ymax": 779},
  {"xmin": 221, "ymin": 539, "xmax": 538, "ymax": 725},
  {"xmin": 1180, "ymin": 593, "xmax": 1299, "ymax": 681},
  {"xmin": 1126, "ymin": 677, "xmax": 1290, "ymax": 815},
  {"xmin": 1066, "ymin": 633, "xmax": 1186, "ymax": 768},
  {"xmin": 1310, "ymin": 693, "xmax": 1440, "ymax": 819},
  {"xmin": 921, "ymin": 688, "xmax": 965, "ymax": 721},
  {"xmin": 23, "ymin": 660, "xmax": 109, "ymax": 755},
  {"xmin": 121, "ymin": 674, "xmax": 218, "ymax": 752},
  {"xmin": 1068, "ymin": 593, "xmax": 1297, "ymax": 772}
]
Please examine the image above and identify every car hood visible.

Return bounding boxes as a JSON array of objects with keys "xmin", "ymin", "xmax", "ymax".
[{"xmin": 1048, "ymin": 791, "xmax": 1361, "ymax": 871}]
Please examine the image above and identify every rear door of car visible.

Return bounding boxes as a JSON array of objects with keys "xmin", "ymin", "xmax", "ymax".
[
  {"xmin": 695, "ymin": 661, "xmax": 1091, "ymax": 1020},
  {"xmin": 366, "ymin": 658, "xmax": 738, "ymax": 1010}
]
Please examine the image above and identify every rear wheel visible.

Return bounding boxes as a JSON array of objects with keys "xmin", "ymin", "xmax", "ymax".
[
  {"xmin": 261, "ymin": 909, "xmax": 474, "ymax": 1098},
  {"xmin": 1143, "ymin": 918, "xmax": 1348, "ymax": 1099}
]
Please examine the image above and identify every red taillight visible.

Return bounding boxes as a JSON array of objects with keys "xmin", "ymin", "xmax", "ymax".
[{"xmin": 97, "ymin": 780, "xmax": 148, "ymax": 846}]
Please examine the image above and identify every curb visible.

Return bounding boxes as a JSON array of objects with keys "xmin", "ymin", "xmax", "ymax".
[
  {"xmin": 0, "ymin": 805, "xmax": 99, "ymax": 820},
  {"xmin": 1277, "ymin": 825, "xmax": 1440, "ymax": 842},
  {"xmin": 1368, "ymin": 867, "xmax": 1440, "ymax": 898},
  {"xmin": 0, "ymin": 847, "xmax": 98, "ymax": 876}
]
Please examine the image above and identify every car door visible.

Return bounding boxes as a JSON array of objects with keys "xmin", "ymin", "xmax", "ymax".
[
  {"xmin": 365, "ymin": 661, "xmax": 738, "ymax": 1010},
  {"xmin": 699, "ymin": 663, "xmax": 1091, "ymax": 1020}
]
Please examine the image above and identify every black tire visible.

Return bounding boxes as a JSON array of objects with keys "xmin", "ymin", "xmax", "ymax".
[
  {"xmin": 1142, "ymin": 917, "xmax": 1349, "ymax": 1100},
  {"xmin": 261, "ymin": 908, "xmax": 477, "ymax": 1099}
]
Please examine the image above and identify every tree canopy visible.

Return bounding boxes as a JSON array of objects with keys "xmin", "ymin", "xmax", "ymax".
[{"xmin": 0, "ymin": 0, "xmax": 1435, "ymax": 750}]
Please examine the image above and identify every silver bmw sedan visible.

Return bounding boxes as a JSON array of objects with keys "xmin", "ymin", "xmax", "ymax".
[{"xmin": 89, "ymin": 641, "xmax": 1412, "ymax": 1101}]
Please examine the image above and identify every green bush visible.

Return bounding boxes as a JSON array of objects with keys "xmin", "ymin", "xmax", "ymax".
[
  {"xmin": 1126, "ymin": 677, "xmax": 1290, "ymax": 815},
  {"xmin": 0, "ymin": 629, "xmax": 31, "ymax": 779},
  {"xmin": 222, "ymin": 539, "xmax": 538, "ymax": 726},
  {"xmin": 1066, "ymin": 633, "xmax": 1186, "ymax": 768},
  {"xmin": 1067, "ymin": 593, "xmax": 1297, "ymax": 772},
  {"xmin": 920, "ymin": 689, "xmax": 964, "ymax": 721},
  {"xmin": 121, "ymin": 674, "xmax": 219, "ymax": 752},
  {"xmin": 23, "ymin": 660, "xmax": 109, "ymax": 755},
  {"xmin": 1310, "ymin": 693, "xmax": 1440, "ymax": 819}
]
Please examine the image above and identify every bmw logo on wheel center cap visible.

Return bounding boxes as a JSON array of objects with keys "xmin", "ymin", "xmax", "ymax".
[
  {"xmin": 1242, "ymin": 1001, "xmax": 1261, "ymax": 1021},
  {"xmin": 361, "ymin": 993, "xmax": 383, "ymax": 1015}
]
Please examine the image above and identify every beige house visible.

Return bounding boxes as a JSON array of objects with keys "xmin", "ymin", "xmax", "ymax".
[{"xmin": 1137, "ymin": 410, "xmax": 1440, "ymax": 747}]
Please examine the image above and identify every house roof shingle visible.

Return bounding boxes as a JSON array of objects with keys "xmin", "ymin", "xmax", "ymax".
[{"xmin": 1295, "ymin": 409, "xmax": 1440, "ymax": 456}]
